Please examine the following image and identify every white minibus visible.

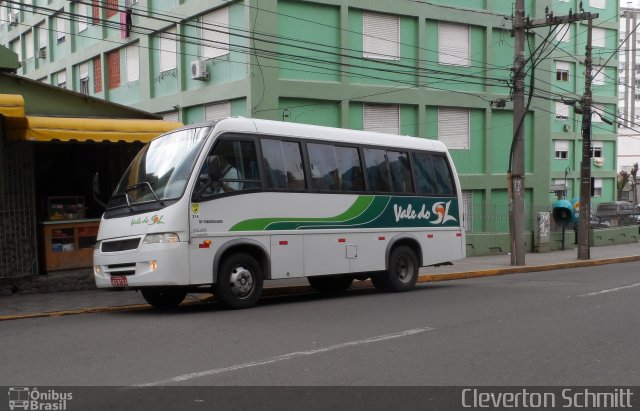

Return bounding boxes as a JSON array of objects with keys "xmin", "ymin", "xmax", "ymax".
[{"xmin": 93, "ymin": 118, "xmax": 465, "ymax": 309}]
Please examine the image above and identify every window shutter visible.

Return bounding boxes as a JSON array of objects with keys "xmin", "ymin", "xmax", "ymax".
[
  {"xmin": 12, "ymin": 39, "xmax": 21, "ymax": 63},
  {"xmin": 363, "ymin": 12, "xmax": 399, "ymax": 60},
  {"xmin": 555, "ymin": 140, "xmax": 569, "ymax": 152},
  {"xmin": 162, "ymin": 111, "xmax": 179, "ymax": 122},
  {"xmin": 589, "ymin": 0, "xmax": 605, "ymax": 9},
  {"xmin": 79, "ymin": 62, "xmax": 89, "ymax": 79},
  {"xmin": 555, "ymin": 102, "xmax": 569, "ymax": 119},
  {"xmin": 202, "ymin": 7, "xmax": 230, "ymax": 59},
  {"xmin": 555, "ymin": 24, "xmax": 569, "ymax": 42},
  {"xmin": 438, "ymin": 108, "xmax": 470, "ymax": 149},
  {"xmin": 107, "ymin": 50, "xmax": 120, "ymax": 89},
  {"xmin": 126, "ymin": 43, "xmax": 139, "ymax": 82},
  {"xmin": 556, "ymin": 61, "xmax": 570, "ymax": 71},
  {"xmin": 78, "ymin": 3, "xmax": 88, "ymax": 32},
  {"xmin": 25, "ymin": 30, "xmax": 34, "ymax": 59},
  {"xmin": 204, "ymin": 101, "xmax": 231, "ymax": 121},
  {"xmin": 160, "ymin": 27, "xmax": 177, "ymax": 72},
  {"xmin": 462, "ymin": 191, "xmax": 472, "ymax": 232},
  {"xmin": 438, "ymin": 23, "xmax": 469, "ymax": 66},
  {"xmin": 363, "ymin": 104, "xmax": 400, "ymax": 134},
  {"xmin": 57, "ymin": 70, "xmax": 66, "ymax": 87},
  {"xmin": 592, "ymin": 28, "xmax": 605, "ymax": 47},
  {"xmin": 38, "ymin": 25, "xmax": 47, "ymax": 49},
  {"xmin": 56, "ymin": 14, "xmax": 65, "ymax": 41},
  {"xmin": 93, "ymin": 57, "xmax": 102, "ymax": 92}
]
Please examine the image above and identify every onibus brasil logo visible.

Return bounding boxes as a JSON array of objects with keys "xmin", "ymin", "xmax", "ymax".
[{"xmin": 8, "ymin": 387, "xmax": 72, "ymax": 410}]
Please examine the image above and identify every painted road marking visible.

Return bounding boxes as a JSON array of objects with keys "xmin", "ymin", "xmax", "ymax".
[
  {"xmin": 133, "ymin": 326, "xmax": 434, "ymax": 387},
  {"xmin": 579, "ymin": 282, "xmax": 640, "ymax": 297}
]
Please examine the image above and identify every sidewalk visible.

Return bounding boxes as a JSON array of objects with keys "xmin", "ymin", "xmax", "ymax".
[{"xmin": 1, "ymin": 243, "xmax": 638, "ymax": 320}]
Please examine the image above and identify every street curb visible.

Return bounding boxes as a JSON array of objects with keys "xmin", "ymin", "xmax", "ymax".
[{"xmin": 2, "ymin": 255, "xmax": 639, "ymax": 322}]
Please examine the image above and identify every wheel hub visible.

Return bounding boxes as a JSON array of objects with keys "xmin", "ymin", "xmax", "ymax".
[{"xmin": 229, "ymin": 266, "xmax": 254, "ymax": 298}]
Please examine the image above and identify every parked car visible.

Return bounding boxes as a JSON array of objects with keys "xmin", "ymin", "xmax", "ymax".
[{"xmin": 592, "ymin": 201, "xmax": 637, "ymax": 227}]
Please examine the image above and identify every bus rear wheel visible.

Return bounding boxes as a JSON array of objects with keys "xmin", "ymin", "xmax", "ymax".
[
  {"xmin": 216, "ymin": 253, "xmax": 263, "ymax": 309},
  {"xmin": 307, "ymin": 275, "xmax": 354, "ymax": 294},
  {"xmin": 141, "ymin": 288, "xmax": 187, "ymax": 309},
  {"xmin": 372, "ymin": 246, "xmax": 419, "ymax": 292}
]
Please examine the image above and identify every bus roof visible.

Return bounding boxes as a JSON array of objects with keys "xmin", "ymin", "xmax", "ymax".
[{"xmin": 203, "ymin": 117, "xmax": 449, "ymax": 153}]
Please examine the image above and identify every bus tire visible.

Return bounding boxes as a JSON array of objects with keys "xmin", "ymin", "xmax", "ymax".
[
  {"xmin": 307, "ymin": 275, "xmax": 354, "ymax": 294},
  {"xmin": 373, "ymin": 246, "xmax": 419, "ymax": 292},
  {"xmin": 216, "ymin": 253, "xmax": 263, "ymax": 309},
  {"xmin": 141, "ymin": 288, "xmax": 187, "ymax": 309}
]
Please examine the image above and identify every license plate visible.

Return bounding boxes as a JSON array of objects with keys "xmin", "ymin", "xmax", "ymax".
[{"xmin": 111, "ymin": 276, "xmax": 129, "ymax": 287}]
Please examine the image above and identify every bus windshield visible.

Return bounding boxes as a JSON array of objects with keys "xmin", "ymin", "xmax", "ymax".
[{"xmin": 108, "ymin": 126, "xmax": 210, "ymax": 209}]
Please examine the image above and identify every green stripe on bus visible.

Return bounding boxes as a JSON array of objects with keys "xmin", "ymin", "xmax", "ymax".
[{"xmin": 229, "ymin": 195, "xmax": 375, "ymax": 231}]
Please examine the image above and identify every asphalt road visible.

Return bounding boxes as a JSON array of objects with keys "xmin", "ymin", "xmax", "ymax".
[{"xmin": 1, "ymin": 262, "xmax": 639, "ymax": 388}]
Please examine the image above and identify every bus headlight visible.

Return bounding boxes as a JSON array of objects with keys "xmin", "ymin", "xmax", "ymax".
[{"xmin": 143, "ymin": 233, "xmax": 180, "ymax": 244}]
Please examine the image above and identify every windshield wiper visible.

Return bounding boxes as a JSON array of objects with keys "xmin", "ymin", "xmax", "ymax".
[
  {"xmin": 108, "ymin": 192, "xmax": 134, "ymax": 212},
  {"xmin": 125, "ymin": 182, "xmax": 165, "ymax": 206}
]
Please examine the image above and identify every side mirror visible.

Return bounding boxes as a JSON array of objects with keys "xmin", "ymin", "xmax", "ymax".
[{"xmin": 208, "ymin": 155, "xmax": 222, "ymax": 181}]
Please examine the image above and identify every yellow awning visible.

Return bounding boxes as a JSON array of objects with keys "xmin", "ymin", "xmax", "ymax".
[
  {"xmin": 0, "ymin": 94, "xmax": 25, "ymax": 117},
  {"xmin": 5, "ymin": 116, "xmax": 183, "ymax": 143}
]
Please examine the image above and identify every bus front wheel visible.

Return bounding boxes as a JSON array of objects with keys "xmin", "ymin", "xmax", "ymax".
[
  {"xmin": 216, "ymin": 253, "xmax": 264, "ymax": 309},
  {"xmin": 141, "ymin": 288, "xmax": 187, "ymax": 309},
  {"xmin": 372, "ymin": 246, "xmax": 419, "ymax": 292}
]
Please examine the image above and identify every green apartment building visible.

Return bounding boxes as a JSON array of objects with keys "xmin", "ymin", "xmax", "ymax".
[{"xmin": 1, "ymin": 0, "xmax": 620, "ymax": 255}]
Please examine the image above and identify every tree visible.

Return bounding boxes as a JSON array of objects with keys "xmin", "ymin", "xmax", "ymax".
[
  {"xmin": 631, "ymin": 163, "xmax": 639, "ymax": 204},
  {"xmin": 617, "ymin": 170, "xmax": 630, "ymax": 201}
]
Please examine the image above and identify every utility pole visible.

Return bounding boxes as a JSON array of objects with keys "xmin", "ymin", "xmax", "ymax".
[
  {"xmin": 510, "ymin": 0, "xmax": 526, "ymax": 266},
  {"xmin": 510, "ymin": 4, "xmax": 597, "ymax": 266},
  {"xmin": 577, "ymin": 18, "xmax": 594, "ymax": 260}
]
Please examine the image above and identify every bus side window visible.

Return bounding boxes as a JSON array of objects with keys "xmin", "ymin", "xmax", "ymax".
[
  {"xmin": 335, "ymin": 146, "xmax": 364, "ymax": 192},
  {"xmin": 261, "ymin": 139, "xmax": 305, "ymax": 191},
  {"xmin": 412, "ymin": 152, "xmax": 436, "ymax": 194},
  {"xmin": 308, "ymin": 143, "xmax": 339, "ymax": 191},
  {"xmin": 363, "ymin": 148, "xmax": 391, "ymax": 192},
  {"xmin": 387, "ymin": 150, "xmax": 413, "ymax": 193},
  {"xmin": 432, "ymin": 155, "xmax": 455, "ymax": 195}
]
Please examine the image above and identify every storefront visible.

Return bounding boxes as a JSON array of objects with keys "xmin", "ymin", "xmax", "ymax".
[{"xmin": 0, "ymin": 91, "xmax": 181, "ymax": 277}]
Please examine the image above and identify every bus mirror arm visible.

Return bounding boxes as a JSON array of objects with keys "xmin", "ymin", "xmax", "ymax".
[{"xmin": 93, "ymin": 172, "xmax": 108, "ymax": 209}]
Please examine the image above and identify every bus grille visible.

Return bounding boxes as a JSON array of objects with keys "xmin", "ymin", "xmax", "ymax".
[
  {"xmin": 101, "ymin": 238, "xmax": 140, "ymax": 252},
  {"xmin": 107, "ymin": 263, "xmax": 136, "ymax": 276}
]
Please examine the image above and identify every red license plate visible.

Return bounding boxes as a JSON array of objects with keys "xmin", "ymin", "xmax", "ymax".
[{"xmin": 111, "ymin": 276, "xmax": 129, "ymax": 287}]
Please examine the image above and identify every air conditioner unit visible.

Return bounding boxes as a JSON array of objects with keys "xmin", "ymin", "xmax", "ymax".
[
  {"xmin": 190, "ymin": 60, "xmax": 209, "ymax": 81},
  {"xmin": 8, "ymin": 12, "xmax": 18, "ymax": 27},
  {"xmin": 38, "ymin": 47, "xmax": 47, "ymax": 59},
  {"xmin": 563, "ymin": 123, "xmax": 571, "ymax": 132}
]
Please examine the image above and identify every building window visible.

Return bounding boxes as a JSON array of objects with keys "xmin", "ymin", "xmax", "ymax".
[
  {"xmin": 555, "ymin": 140, "xmax": 569, "ymax": 159},
  {"xmin": 201, "ymin": 7, "xmax": 230, "ymax": 60},
  {"xmin": 38, "ymin": 25, "xmax": 47, "ymax": 58},
  {"xmin": 11, "ymin": 39, "xmax": 22, "ymax": 64},
  {"xmin": 590, "ymin": 141, "xmax": 603, "ymax": 158},
  {"xmin": 591, "ymin": 178, "xmax": 602, "ymax": 197},
  {"xmin": 363, "ymin": 104, "xmax": 400, "ymax": 135},
  {"xmin": 556, "ymin": 24, "xmax": 569, "ymax": 42},
  {"xmin": 591, "ymin": 66, "xmax": 605, "ymax": 85},
  {"xmin": 56, "ymin": 70, "xmax": 67, "ymax": 89},
  {"xmin": 462, "ymin": 191, "xmax": 472, "ymax": 232},
  {"xmin": 107, "ymin": 50, "xmax": 120, "ymax": 89},
  {"xmin": 555, "ymin": 102, "xmax": 569, "ymax": 120},
  {"xmin": 56, "ymin": 13, "xmax": 65, "ymax": 44},
  {"xmin": 592, "ymin": 28, "xmax": 605, "ymax": 48},
  {"xmin": 24, "ymin": 30, "xmax": 34, "ymax": 61},
  {"xmin": 79, "ymin": 62, "xmax": 89, "ymax": 94},
  {"xmin": 438, "ymin": 107, "xmax": 470, "ymax": 149},
  {"xmin": 106, "ymin": 0, "xmax": 118, "ymax": 18},
  {"xmin": 162, "ymin": 111, "xmax": 179, "ymax": 122},
  {"xmin": 93, "ymin": 57, "xmax": 102, "ymax": 93},
  {"xmin": 78, "ymin": 2, "xmax": 88, "ymax": 33},
  {"xmin": 125, "ymin": 43, "xmax": 139, "ymax": 82},
  {"xmin": 159, "ymin": 27, "xmax": 177, "ymax": 72},
  {"xmin": 589, "ymin": 0, "xmax": 605, "ymax": 9},
  {"xmin": 204, "ymin": 101, "xmax": 231, "ymax": 121},
  {"xmin": 363, "ymin": 12, "xmax": 400, "ymax": 60},
  {"xmin": 438, "ymin": 23, "xmax": 470, "ymax": 66},
  {"xmin": 556, "ymin": 61, "xmax": 569, "ymax": 81}
]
